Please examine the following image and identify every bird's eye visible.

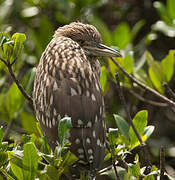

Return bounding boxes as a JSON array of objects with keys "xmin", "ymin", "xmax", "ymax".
[{"xmin": 79, "ymin": 40, "xmax": 85, "ymax": 45}]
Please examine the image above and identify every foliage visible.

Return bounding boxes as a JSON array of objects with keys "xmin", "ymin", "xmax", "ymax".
[{"xmin": 0, "ymin": 0, "xmax": 175, "ymax": 179}]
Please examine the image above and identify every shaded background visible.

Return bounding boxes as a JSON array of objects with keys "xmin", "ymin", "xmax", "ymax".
[{"xmin": 0, "ymin": 0, "xmax": 175, "ymax": 178}]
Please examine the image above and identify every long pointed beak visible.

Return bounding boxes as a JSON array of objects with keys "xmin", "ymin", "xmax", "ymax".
[{"xmin": 83, "ymin": 43, "xmax": 122, "ymax": 57}]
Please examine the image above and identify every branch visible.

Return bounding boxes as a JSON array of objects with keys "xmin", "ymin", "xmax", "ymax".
[
  {"xmin": 0, "ymin": 121, "xmax": 25, "ymax": 138},
  {"xmin": 128, "ymin": 89, "xmax": 168, "ymax": 107},
  {"xmin": 163, "ymin": 82, "xmax": 175, "ymax": 101},
  {"xmin": 115, "ymin": 73, "xmax": 152, "ymax": 169},
  {"xmin": 160, "ymin": 147, "xmax": 165, "ymax": 180},
  {"xmin": 98, "ymin": 158, "xmax": 128, "ymax": 175},
  {"xmin": 0, "ymin": 57, "xmax": 33, "ymax": 105},
  {"xmin": 112, "ymin": 157, "xmax": 121, "ymax": 180},
  {"xmin": 115, "ymin": 73, "xmax": 144, "ymax": 145},
  {"xmin": 110, "ymin": 57, "xmax": 175, "ymax": 108}
]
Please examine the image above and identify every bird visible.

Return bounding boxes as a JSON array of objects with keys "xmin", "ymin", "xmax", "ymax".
[{"xmin": 33, "ymin": 22, "xmax": 121, "ymax": 179}]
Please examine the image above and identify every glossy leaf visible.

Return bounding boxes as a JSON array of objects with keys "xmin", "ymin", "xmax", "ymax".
[
  {"xmin": 167, "ymin": 0, "xmax": 175, "ymax": 20},
  {"xmin": 46, "ymin": 165, "xmax": 61, "ymax": 180},
  {"xmin": 58, "ymin": 117, "xmax": 72, "ymax": 146},
  {"xmin": 5, "ymin": 83, "xmax": 23, "ymax": 120},
  {"xmin": 129, "ymin": 110, "xmax": 148, "ymax": 147},
  {"xmin": 145, "ymin": 51, "xmax": 164, "ymax": 93},
  {"xmin": 148, "ymin": 68, "xmax": 164, "ymax": 93},
  {"xmin": 123, "ymin": 55, "xmax": 134, "ymax": 74},
  {"xmin": 11, "ymin": 33, "xmax": 26, "ymax": 62},
  {"xmin": 2, "ymin": 41, "xmax": 13, "ymax": 60},
  {"xmin": 114, "ymin": 114, "xmax": 129, "ymax": 140},
  {"xmin": 108, "ymin": 128, "xmax": 118, "ymax": 148},
  {"xmin": 0, "ymin": 152, "xmax": 8, "ymax": 167},
  {"xmin": 20, "ymin": 112, "xmax": 39, "ymax": 135},
  {"xmin": 161, "ymin": 50, "xmax": 175, "ymax": 82},
  {"xmin": 8, "ymin": 152, "xmax": 24, "ymax": 180},
  {"xmin": 113, "ymin": 22, "xmax": 131, "ymax": 49},
  {"xmin": 23, "ymin": 142, "xmax": 39, "ymax": 180},
  {"xmin": 131, "ymin": 20, "xmax": 145, "ymax": 40}
]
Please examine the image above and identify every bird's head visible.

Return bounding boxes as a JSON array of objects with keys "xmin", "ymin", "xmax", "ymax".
[{"xmin": 54, "ymin": 22, "xmax": 121, "ymax": 58}]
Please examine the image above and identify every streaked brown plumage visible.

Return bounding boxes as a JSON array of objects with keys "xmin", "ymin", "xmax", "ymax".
[{"xmin": 33, "ymin": 22, "xmax": 121, "ymax": 179}]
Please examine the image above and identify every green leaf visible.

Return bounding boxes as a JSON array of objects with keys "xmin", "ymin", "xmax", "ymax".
[
  {"xmin": 46, "ymin": 165, "xmax": 62, "ymax": 180},
  {"xmin": 123, "ymin": 55, "xmax": 134, "ymax": 74},
  {"xmin": 20, "ymin": 112, "xmax": 39, "ymax": 135},
  {"xmin": 133, "ymin": 69, "xmax": 154, "ymax": 88},
  {"xmin": 38, "ymin": 16, "xmax": 53, "ymax": 50},
  {"xmin": 108, "ymin": 128, "xmax": 118, "ymax": 148},
  {"xmin": 113, "ymin": 22, "xmax": 131, "ymax": 49},
  {"xmin": 23, "ymin": 142, "xmax": 39, "ymax": 180},
  {"xmin": 2, "ymin": 41, "xmax": 13, "ymax": 60},
  {"xmin": 129, "ymin": 110, "xmax": 148, "ymax": 147},
  {"xmin": 12, "ymin": 33, "xmax": 26, "ymax": 44},
  {"xmin": 0, "ymin": 142, "xmax": 8, "ymax": 152},
  {"xmin": 145, "ymin": 51, "xmax": 164, "ymax": 93},
  {"xmin": 114, "ymin": 114, "xmax": 129, "ymax": 140},
  {"xmin": 128, "ymin": 162, "xmax": 141, "ymax": 178},
  {"xmin": 11, "ymin": 33, "xmax": 26, "ymax": 63},
  {"xmin": 104, "ymin": 152, "xmax": 111, "ymax": 161},
  {"xmin": 161, "ymin": 50, "xmax": 175, "ymax": 82},
  {"xmin": 61, "ymin": 151, "xmax": 78, "ymax": 169},
  {"xmin": 108, "ymin": 57, "xmax": 119, "ymax": 79},
  {"xmin": 143, "ymin": 165, "xmax": 158, "ymax": 180},
  {"xmin": 8, "ymin": 151, "xmax": 24, "ymax": 180},
  {"xmin": 154, "ymin": 1, "xmax": 172, "ymax": 24},
  {"xmin": 0, "ymin": 152, "xmax": 8, "ymax": 167},
  {"xmin": 5, "ymin": 83, "xmax": 23, "ymax": 120},
  {"xmin": 100, "ymin": 66, "xmax": 108, "ymax": 93},
  {"xmin": 148, "ymin": 68, "xmax": 164, "ymax": 93},
  {"xmin": 131, "ymin": 20, "xmax": 145, "ymax": 40},
  {"xmin": 0, "ymin": 32, "xmax": 9, "ymax": 47},
  {"xmin": 167, "ymin": 0, "xmax": 175, "ymax": 20},
  {"xmin": 58, "ymin": 117, "xmax": 72, "ymax": 146},
  {"xmin": 0, "ymin": 168, "xmax": 15, "ymax": 180}
]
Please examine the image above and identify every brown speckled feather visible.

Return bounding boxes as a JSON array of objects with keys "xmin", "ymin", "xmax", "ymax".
[{"xmin": 33, "ymin": 22, "xmax": 108, "ymax": 179}]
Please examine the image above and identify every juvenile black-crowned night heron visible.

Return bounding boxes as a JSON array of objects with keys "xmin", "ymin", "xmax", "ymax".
[{"xmin": 33, "ymin": 22, "xmax": 121, "ymax": 179}]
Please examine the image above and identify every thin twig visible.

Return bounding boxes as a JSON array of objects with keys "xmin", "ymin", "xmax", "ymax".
[
  {"xmin": 128, "ymin": 89, "xmax": 168, "ymax": 107},
  {"xmin": 112, "ymin": 158, "xmax": 121, "ymax": 180},
  {"xmin": 160, "ymin": 147, "xmax": 165, "ymax": 180},
  {"xmin": 118, "ymin": 159, "xmax": 128, "ymax": 171},
  {"xmin": 110, "ymin": 57, "xmax": 175, "ymax": 108},
  {"xmin": 163, "ymin": 82, "xmax": 175, "ymax": 101},
  {"xmin": 98, "ymin": 158, "xmax": 128, "ymax": 175},
  {"xmin": 115, "ymin": 73, "xmax": 144, "ymax": 145},
  {"xmin": 115, "ymin": 73, "xmax": 152, "ymax": 170},
  {"xmin": 0, "ymin": 57, "xmax": 33, "ymax": 105},
  {"xmin": 0, "ymin": 120, "xmax": 25, "ymax": 135}
]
